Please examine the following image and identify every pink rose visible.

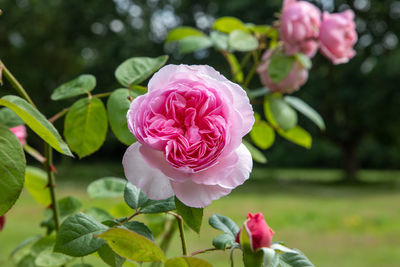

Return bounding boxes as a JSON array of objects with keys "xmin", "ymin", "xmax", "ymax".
[
  {"xmin": 280, "ymin": 0, "xmax": 321, "ymax": 57},
  {"xmin": 236, "ymin": 213, "xmax": 275, "ymax": 250},
  {"xmin": 319, "ymin": 10, "xmax": 357, "ymax": 65},
  {"xmin": 257, "ymin": 50, "xmax": 308, "ymax": 94},
  {"xmin": 9, "ymin": 125, "xmax": 27, "ymax": 146},
  {"xmin": 0, "ymin": 215, "xmax": 5, "ymax": 231},
  {"xmin": 123, "ymin": 64, "xmax": 254, "ymax": 208}
]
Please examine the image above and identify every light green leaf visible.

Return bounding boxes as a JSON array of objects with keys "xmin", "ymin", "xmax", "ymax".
[
  {"xmin": 277, "ymin": 126, "xmax": 312, "ymax": 149},
  {"xmin": 98, "ymin": 244, "xmax": 125, "ymax": 267},
  {"xmin": 54, "ymin": 212, "xmax": 108, "ymax": 257},
  {"xmin": 212, "ymin": 233, "xmax": 235, "ymax": 250},
  {"xmin": 225, "ymin": 53, "xmax": 243, "ymax": 83},
  {"xmin": 0, "ymin": 107, "xmax": 24, "ymax": 127},
  {"xmin": 208, "ymin": 214, "xmax": 239, "ymax": 237},
  {"xmin": 122, "ymin": 221, "xmax": 154, "ymax": 241},
  {"xmin": 295, "ymin": 53, "xmax": 312, "ymax": 69},
  {"xmin": 85, "ymin": 207, "xmax": 113, "ymax": 223},
  {"xmin": 210, "ymin": 31, "xmax": 229, "ymax": 51},
  {"xmin": 228, "ymin": 30, "xmax": 259, "ymax": 52},
  {"xmin": 0, "ymin": 124, "xmax": 26, "ymax": 216},
  {"xmin": 115, "ymin": 56, "xmax": 168, "ymax": 87},
  {"xmin": 268, "ymin": 53, "xmax": 295, "ymax": 83},
  {"xmin": 98, "ymin": 228, "xmax": 166, "ymax": 263},
  {"xmin": 17, "ymin": 254, "xmax": 37, "ymax": 267},
  {"xmin": 107, "ymin": 89, "xmax": 138, "ymax": 145},
  {"xmin": 213, "ymin": 17, "xmax": 247, "ymax": 33},
  {"xmin": 166, "ymin": 27, "xmax": 205, "ymax": 42},
  {"xmin": 178, "ymin": 36, "xmax": 213, "ymax": 54},
  {"xmin": 279, "ymin": 251, "xmax": 315, "ymax": 267},
  {"xmin": 87, "ymin": 177, "xmax": 126, "ymax": 199},
  {"xmin": 51, "ymin": 74, "xmax": 96, "ymax": 101},
  {"xmin": 264, "ymin": 94, "xmax": 297, "ymax": 131},
  {"xmin": 175, "ymin": 197, "xmax": 203, "ymax": 234},
  {"xmin": 284, "ymin": 96, "xmax": 325, "ymax": 130},
  {"xmin": 35, "ymin": 250, "xmax": 72, "ymax": 267},
  {"xmin": 242, "ymin": 140, "xmax": 267, "ymax": 164},
  {"xmin": 0, "ymin": 95, "xmax": 72, "ymax": 156},
  {"xmin": 165, "ymin": 257, "xmax": 212, "ymax": 267},
  {"xmin": 24, "ymin": 166, "xmax": 51, "ymax": 206},
  {"xmin": 64, "ymin": 97, "xmax": 108, "ymax": 158},
  {"xmin": 248, "ymin": 87, "xmax": 269, "ymax": 100},
  {"xmin": 250, "ymin": 120, "xmax": 275, "ymax": 150},
  {"xmin": 246, "ymin": 24, "xmax": 273, "ymax": 35}
]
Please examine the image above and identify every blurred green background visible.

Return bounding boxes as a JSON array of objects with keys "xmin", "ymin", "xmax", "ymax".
[{"xmin": 0, "ymin": 0, "xmax": 399, "ymax": 266}]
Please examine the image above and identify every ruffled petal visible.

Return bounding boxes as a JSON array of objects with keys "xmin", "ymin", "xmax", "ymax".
[{"xmin": 123, "ymin": 142, "xmax": 174, "ymax": 200}]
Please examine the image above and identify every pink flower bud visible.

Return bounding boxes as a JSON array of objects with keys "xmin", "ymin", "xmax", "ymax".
[
  {"xmin": 280, "ymin": 0, "xmax": 321, "ymax": 57},
  {"xmin": 319, "ymin": 10, "xmax": 357, "ymax": 65},
  {"xmin": 257, "ymin": 50, "xmax": 308, "ymax": 94},
  {"xmin": 236, "ymin": 213, "xmax": 275, "ymax": 250},
  {"xmin": 9, "ymin": 125, "xmax": 27, "ymax": 146},
  {"xmin": 0, "ymin": 215, "xmax": 5, "ymax": 231}
]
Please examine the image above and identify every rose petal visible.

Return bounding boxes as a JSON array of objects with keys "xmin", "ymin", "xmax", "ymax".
[{"xmin": 123, "ymin": 142, "xmax": 174, "ymax": 200}]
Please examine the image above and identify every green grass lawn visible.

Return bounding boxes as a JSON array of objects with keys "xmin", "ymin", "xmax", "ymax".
[{"xmin": 1, "ymin": 164, "xmax": 399, "ymax": 267}]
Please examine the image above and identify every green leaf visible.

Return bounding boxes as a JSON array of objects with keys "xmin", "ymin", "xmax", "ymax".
[
  {"xmin": 0, "ymin": 95, "xmax": 72, "ymax": 156},
  {"xmin": 247, "ymin": 24, "xmax": 273, "ymax": 35},
  {"xmin": 124, "ymin": 182, "xmax": 176, "ymax": 214},
  {"xmin": 98, "ymin": 244, "xmax": 125, "ymax": 267},
  {"xmin": 10, "ymin": 234, "xmax": 42, "ymax": 258},
  {"xmin": 277, "ymin": 126, "xmax": 312, "ymax": 149},
  {"xmin": 166, "ymin": 27, "xmax": 205, "ymax": 42},
  {"xmin": 284, "ymin": 96, "xmax": 325, "ymax": 130},
  {"xmin": 250, "ymin": 120, "xmax": 275, "ymax": 150},
  {"xmin": 35, "ymin": 250, "xmax": 72, "ymax": 267},
  {"xmin": 71, "ymin": 265, "xmax": 94, "ymax": 267},
  {"xmin": 264, "ymin": 94, "xmax": 297, "ymax": 131},
  {"xmin": 208, "ymin": 214, "xmax": 239, "ymax": 237},
  {"xmin": 178, "ymin": 36, "xmax": 212, "ymax": 54},
  {"xmin": 0, "ymin": 107, "xmax": 24, "ymax": 127},
  {"xmin": 225, "ymin": 53, "xmax": 244, "ymax": 83},
  {"xmin": 17, "ymin": 254, "xmax": 36, "ymax": 267},
  {"xmin": 175, "ymin": 197, "xmax": 203, "ymax": 234},
  {"xmin": 165, "ymin": 257, "xmax": 212, "ymax": 267},
  {"xmin": 64, "ymin": 97, "xmax": 108, "ymax": 158},
  {"xmin": 54, "ymin": 212, "xmax": 108, "ymax": 257},
  {"xmin": 295, "ymin": 53, "xmax": 312, "ymax": 69},
  {"xmin": 261, "ymin": 248, "xmax": 279, "ymax": 267},
  {"xmin": 145, "ymin": 214, "xmax": 166, "ymax": 238},
  {"xmin": 210, "ymin": 31, "xmax": 229, "ymax": 51},
  {"xmin": 228, "ymin": 30, "xmax": 259, "ymax": 52},
  {"xmin": 122, "ymin": 221, "xmax": 154, "ymax": 241},
  {"xmin": 115, "ymin": 56, "xmax": 168, "ymax": 87},
  {"xmin": 85, "ymin": 207, "xmax": 113, "ymax": 223},
  {"xmin": 212, "ymin": 233, "xmax": 235, "ymax": 250},
  {"xmin": 59, "ymin": 196, "xmax": 83, "ymax": 219},
  {"xmin": 51, "ymin": 74, "xmax": 96, "ymax": 101},
  {"xmin": 248, "ymin": 87, "xmax": 269, "ymax": 100},
  {"xmin": 242, "ymin": 140, "xmax": 267, "ymax": 164},
  {"xmin": 213, "ymin": 17, "xmax": 247, "ymax": 33},
  {"xmin": 0, "ymin": 124, "xmax": 26, "ymax": 216},
  {"xmin": 268, "ymin": 53, "xmax": 296, "ymax": 83},
  {"xmin": 87, "ymin": 177, "xmax": 126, "ymax": 199},
  {"xmin": 107, "ymin": 89, "xmax": 138, "ymax": 145},
  {"xmin": 98, "ymin": 228, "xmax": 166, "ymax": 263},
  {"xmin": 279, "ymin": 251, "xmax": 315, "ymax": 267},
  {"xmin": 30, "ymin": 235, "xmax": 56, "ymax": 256},
  {"xmin": 24, "ymin": 166, "xmax": 51, "ymax": 206}
]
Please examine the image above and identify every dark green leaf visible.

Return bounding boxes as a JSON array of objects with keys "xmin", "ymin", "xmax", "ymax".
[
  {"xmin": 87, "ymin": 177, "xmax": 126, "ymax": 199},
  {"xmin": 0, "ymin": 124, "xmax": 26, "ymax": 215},
  {"xmin": 51, "ymin": 74, "xmax": 96, "ymax": 101},
  {"xmin": 115, "ymin": 56, "xmax": 168, "ymax": 87},
  {"xmin": 140, "ymin": 197, "xmax": 176, "ymax": 214},
  {"xmin": 166, "ymin": 27, "xmax": 205, "ymax": 42},
  {"xmin": 31, "ymin": 235, "xmax": 55, "ymax": 256},
  {"xmin": 64, "ymin": 97, "xmax": 108, "ymax": 158},
  {"xmin": 175, "ymin": 197, "xmax": 203, "ymax": 234},
  {"xmin": 178, "ymin": 36, "xmax": 212, "ymax": 54},
  {"xmin": 59, "ymin": 196, "xmax": 83, "ymax": 219},
  {"xmin": 228, "ymin": 30, "xmax": 258, "ymax": 52},
  {"xmin": 242, "ymin": 140, "xmax": 267, "ymax": 164},
  {"xmin": 54, "ymin": 212, "xmax": 108, "ymax": 257},
  {"xmin": 284, "ymin": 96, "xmax": 325, "ymax": 130},
  {"xmin": 213, "ymin": 17, "xmax": 247, "ymax": 33},
  {"xmin": 85, "ymin": 207, "xmax": 113, "ymax": 223},
  {"xmin": 212, "ymin": 233, "xmax": 235, "ymax": 250},
  {"xmin": 107, "ymin": 89, "xmax": 138, "ymax": 145},
  {"xmin": 24, "ymin": 166, "xmax": 51, "ymax": 206},
  {"xmin": 122, "ymin": 221, "xmax": 154, "ymax": 241},
  {"xmin": 208, "ymin": 214, "xmax": 239, "ymax": 237},
  {"xmin": 98, "ymin": 244, "xmax": 125, "ymax": 267},
  {"xmin": 0, "ymin": 107, "xmax": 24, "ymax": 127},
  {"xmin": 268, "ymin": 53, "xmax": 296, "ymax": 83},
  {"xmin": 165, "ymin": 257, "xmax": 212, "ymax": 267},
  {"xmin": 98, "ymin": 228, "xmax": 166, "ymax": 263},
  {"xmin": 279, "ymin": 251, "xmax": 315, "ymax": 267},
  {"xmin": 16, "ymin": 254, "xmax": 36, "ymax": 267},
  {"xmin": 0, "ymin": 95, "xmax": 72, "ymax": 156},
  {"xmin": 277, "ymin": 126, "xmax": 312, "ymax": 149},
  {"xmin": 264, "ymin": 94, "xmax": 297, "ymax": 131}
]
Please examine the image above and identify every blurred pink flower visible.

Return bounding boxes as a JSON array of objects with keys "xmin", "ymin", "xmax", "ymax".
[
  {"xmin": 280, "ymin": 0, "xmax": 321, "ymax": 57},
  {"xmin": 319, "ymin": 10, "xmax": 357, "ymax": 64},
  {"xmin": 123, "ymin": 65, "xmax": 254, "ymax": 208},
  {"xmin": 9, "ymin": 125, "xmax": 27, "ymax": 146},
  {"xmin": 236, "ymin": 213, "xmax": 275, "ymax": 250},
  {"xmin": 0, "ymin": 215, "xmax": 5, "ymax": 232},
  {"xmin": 257, "ymin": 50, "xmax": 308, "ymax": 94}
]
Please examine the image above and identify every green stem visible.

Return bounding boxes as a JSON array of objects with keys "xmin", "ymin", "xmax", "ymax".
[
  {"xmin": 45, "ymin": 144, "xmax": 60, "ymax": 232},
  {"xmin": 243, "ymin": 52, "xmax": 260, "ymax": 89},
  {"xmin": 150, "ymin": 220, "xmax": 177, "ymax": 267},
  {"xmin": 191, "ymin": 247, "xmax": 225, "ymax": 256},
  {"xmin": 49, "ymin": 108, "xmax": 70, "ymax": 123},
  {"xmin": 169, "ymin": 212, "xmax": 188, "ymax": 256},
  {"xmin": 0, "ymin": 60, "xmax": 36, "ymax": 108},
  {"xmin": 92, "ymin": 92, "xmax": 112, "ymax": 99}
]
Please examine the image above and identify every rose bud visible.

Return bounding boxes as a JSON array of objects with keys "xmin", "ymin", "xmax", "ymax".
[
  {"xmin": 257, "ymin": 50, "xmax": 308, "ymax": 94},
  {"xmin": 123, "ymin": 65, "xmax": 254, "ymax": 208},
  {"xmin": 236, "ymin": 213, "xmax": 275, "ymax": 250},
  {"xmin": 9, "ymin": 125, "xmax": 27, "ymax": 146},
  {"xmin": 0, "ymin": 215, "xmax": 5, "ymax": 231},
  {"xmin": 280, "ymin": 0, "xmax": 321, "ymax": 58},
  {"xmin": 319, "ymin": 10, "xmax": 357, "ymax": 65}
]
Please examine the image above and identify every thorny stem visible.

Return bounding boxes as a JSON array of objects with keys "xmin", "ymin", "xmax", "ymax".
[{"xmin": 168, "ymin": 211, "xmax": 188, "ymax": 256}]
